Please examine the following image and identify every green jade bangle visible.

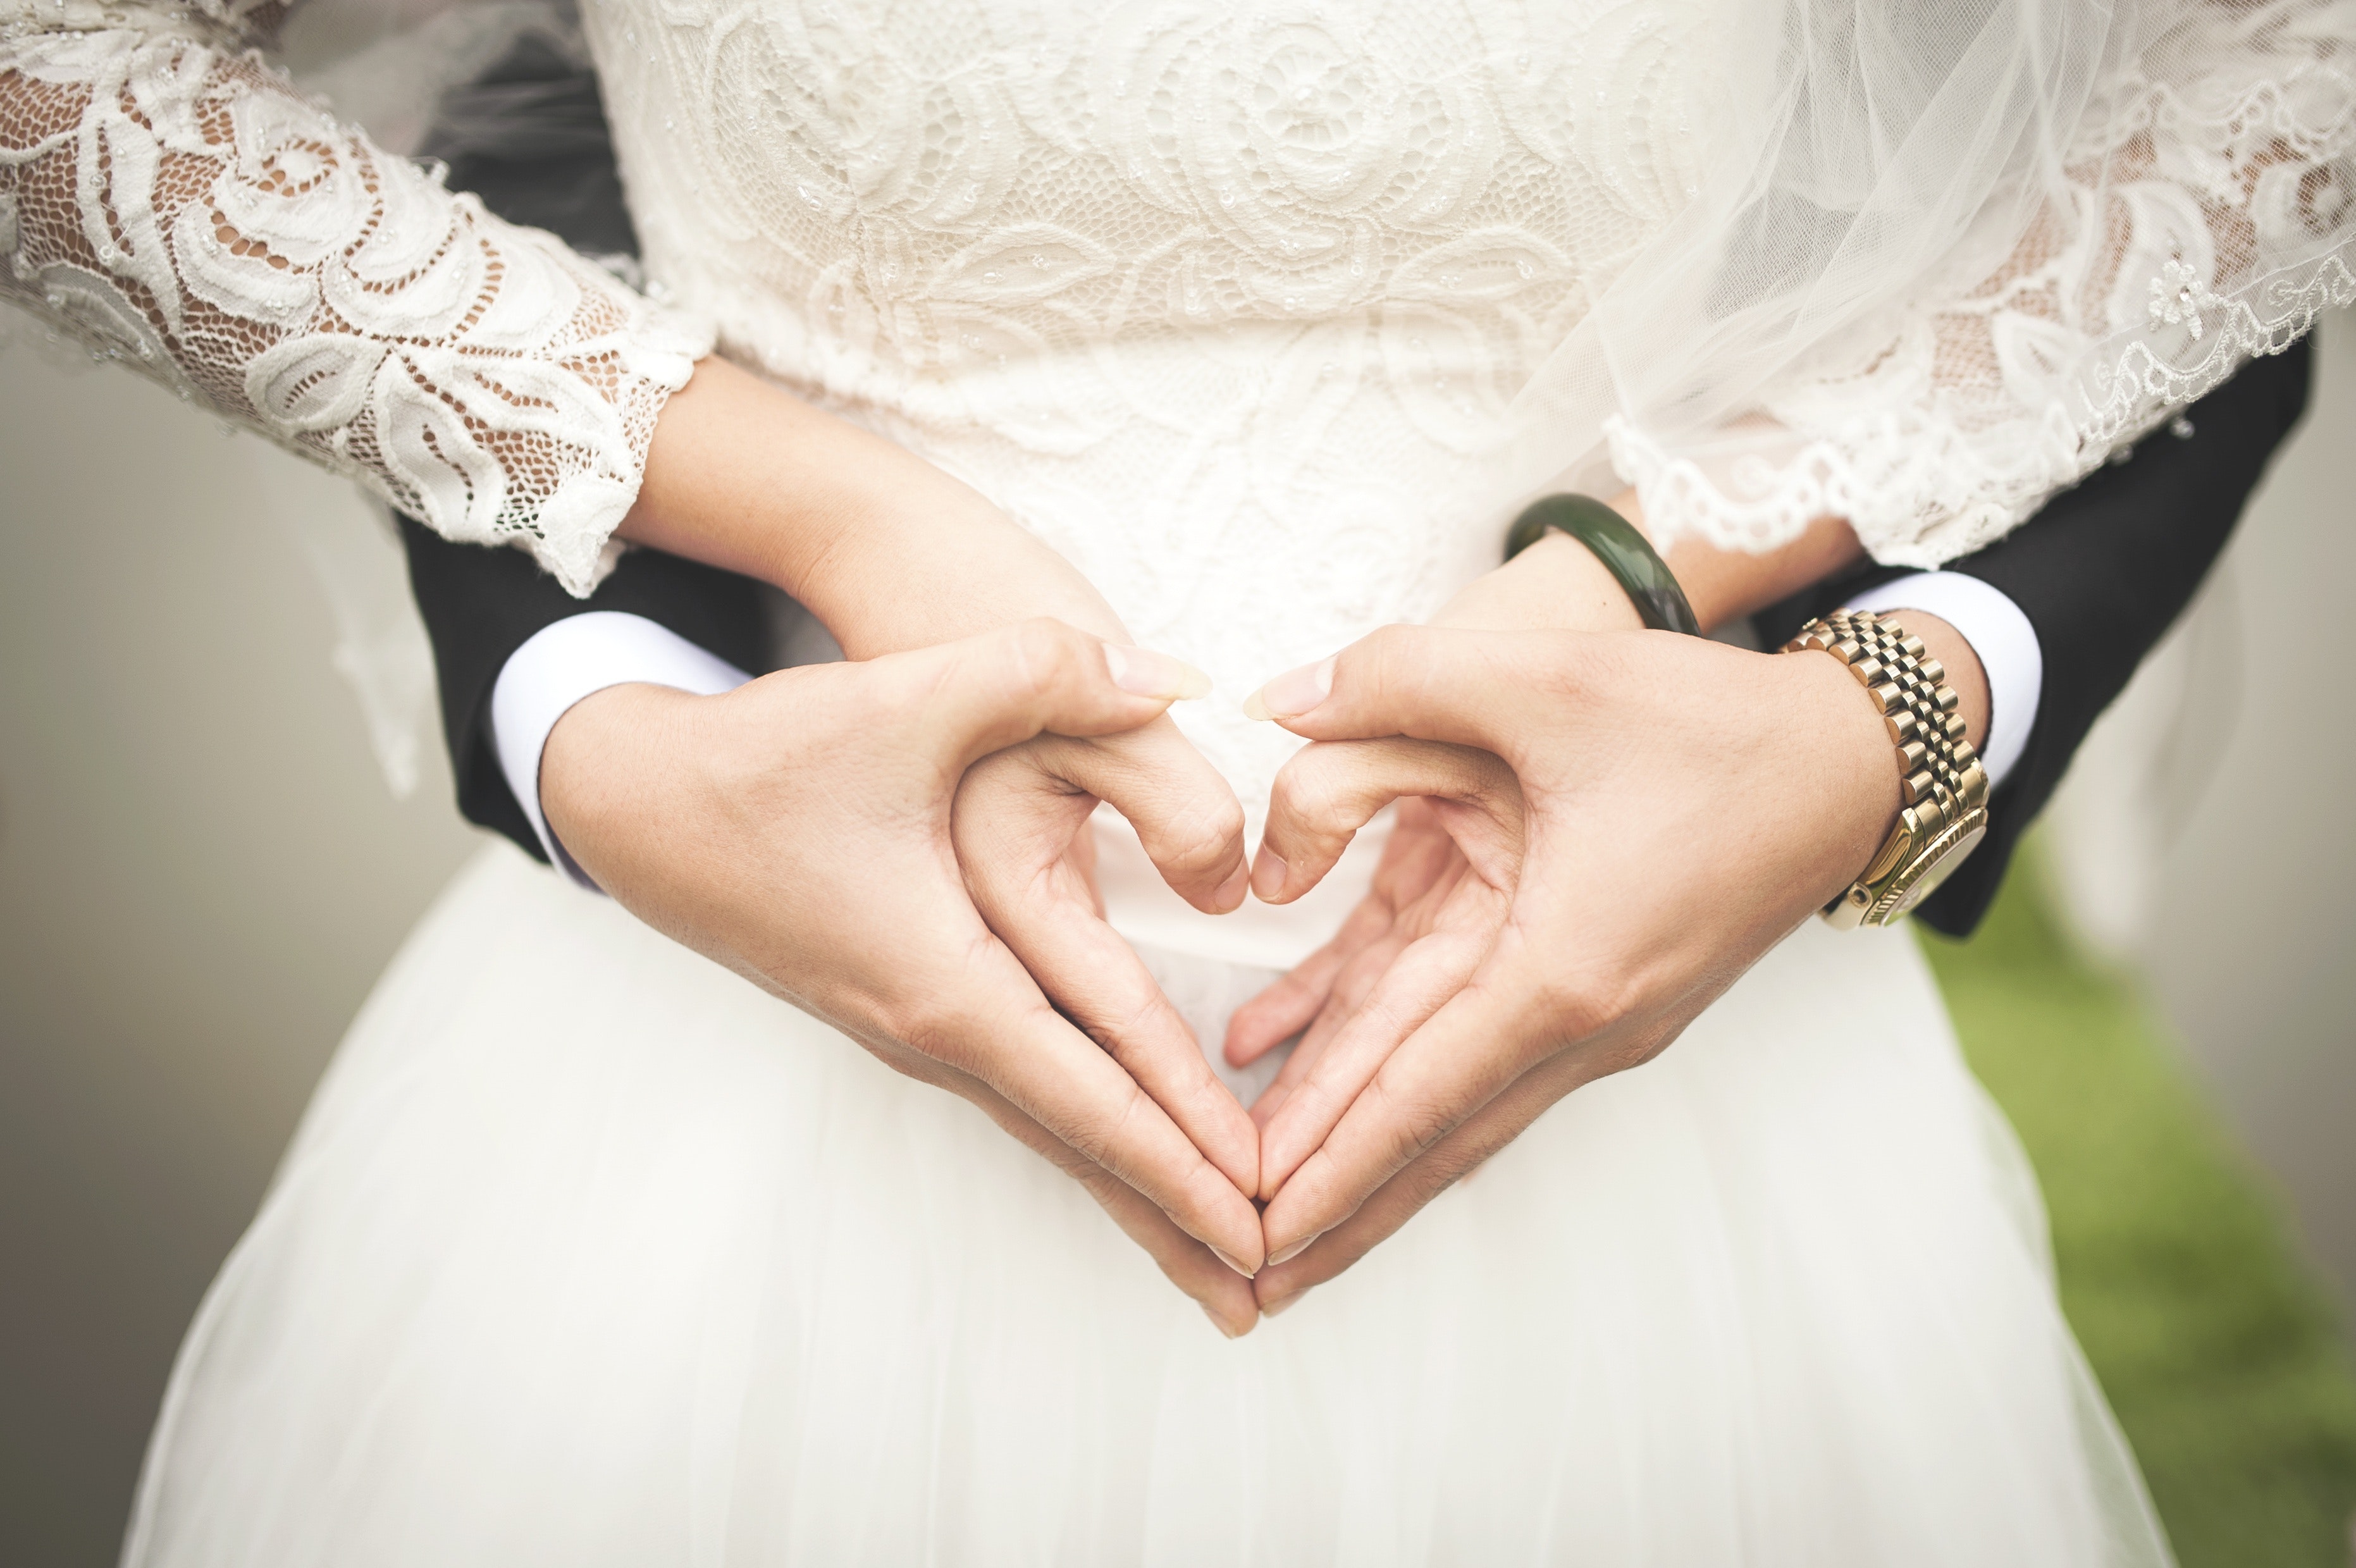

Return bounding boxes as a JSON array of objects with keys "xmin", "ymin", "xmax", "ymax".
[{"xmin": 1503, "ymin": 494, "xmax": 1701, "ymax": 637}]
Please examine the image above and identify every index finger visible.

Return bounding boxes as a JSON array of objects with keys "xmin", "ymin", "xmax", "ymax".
[
  {"xmin": 1253, "ymin": 736, "xmax": 1509, "ymax": 904},
  {"xmin": 909, "ymin": 933, "xmax": 1271, "ymax": 1274},
  {"xmin": 972, "ymin": 856, "xmax": 1263, "ymax": 1198},
  {"xmin": 956, "ymin": 739, "xmax": 1259, "ymax": 1196},
  {"xmin": 1257, "ymin": 937, "xmax": 1558, "ymax": 1261},
  {"xmin": 1254, "ymin": 1048, "xmax": 1588, "ymax": 1314},
  {"xmin": 875, "ymin": 1041, "xmax": 1260, "ymax": 1336},
  {"xmin": 1243, "ymin": 624, "xmax": 1565, "ymax": 753}
]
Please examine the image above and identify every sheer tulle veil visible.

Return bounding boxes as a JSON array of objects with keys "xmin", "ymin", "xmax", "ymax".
[
  {"xmin": 1500, "ymin": 0, "xmax": 2355, "ymax": 565},
  {"xmin": 185, "ymin": 0, "xmax": 2356, "ymax": 793},
  {"xmin": 11, "ymin": 0, "xmax": 2336, "ymax": 799},
  {"xmin": 347, "ymin": 0, "xmax": 2351, "ymax": 574}
]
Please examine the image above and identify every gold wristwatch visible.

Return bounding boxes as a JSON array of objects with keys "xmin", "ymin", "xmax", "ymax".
[{"xmin": 1783, "ymin": 610, "xmax": 1990, "ymax": 929}]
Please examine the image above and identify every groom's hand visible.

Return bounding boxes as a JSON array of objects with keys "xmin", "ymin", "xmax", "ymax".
[
  {"xmin": 1238, "ymin": 625, "xmax": 1905, "ymax": 1314},
  {"xmin": 1225, "ymin": 753, "xmax": 1522, "ymax": 1170},
  {"xmin": 539, "ymin": 619, "xmax": 1267, "ymax": 1333},
  {"xmin": 953, "ymin": 718, "xmax": 1261, "ymax": 1205}
]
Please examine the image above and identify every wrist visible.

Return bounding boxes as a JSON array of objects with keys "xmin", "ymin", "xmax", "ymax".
[
  {"xmin": 1430, "ymin": 531, "xmax": 1646, "ymax": 634},
  {"xmin": 636, "ymin": 359, "xmax": 997, "ymax": 567},
  {"xmin": 626, "ymin": 360, "xmax": 1129, "ymax": 655},
  {"xmin": 1887, "ymin": 611, "xmax": 1989, "ymax": 753},
  {"xmin": 540, "ymin": 682, "xmax": 708, "ymax": 889},
  {"xmin": 1599, "ymin": 486, "xmax": 1865, "ymax": 634},
  {"xmin": 1777, "ymin": 650, "xmax": 1907, "ymax": 905},
  {"xmin": 1662, "ymin": 514, "xmax": 1865, "ymax": 633},
  {"xmin": 1780, "ymin": 610, "xmax": 1993, "ymax": 925}
]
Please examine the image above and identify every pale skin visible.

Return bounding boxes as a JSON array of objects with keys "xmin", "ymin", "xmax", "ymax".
[
  {"xmin": 552, "ymin": 359, "xmax": 1272, "ymax": 1331},
  {"xmin": 1224, "ymin": 502, "xmax": 1990, "ymax": 1316},
  {"xmin": 540, "ymin": 622, "xmax": 1269, "ymax": 1331},
  {"xmin": 538, "ymin": 357, "xmax": 1990, "ymax": 1334}
]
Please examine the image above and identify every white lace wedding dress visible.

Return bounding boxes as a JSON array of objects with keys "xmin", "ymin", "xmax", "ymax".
[{"xmin": 8, "ymin": 1, "xmax": 2353, "ymax": 1562}]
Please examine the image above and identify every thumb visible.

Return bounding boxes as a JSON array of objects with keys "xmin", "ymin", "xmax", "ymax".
[
  {"xmin": 884, "ymin": 618, "xmax": 1211, "ymax": 771},
  {"xmin": 1025, "ymin": 724, "xmax": 1249, "ymax": 913},
  {"xmin": 1254, "ymin": 738, "xmax": 1515, "ymax": 904},
  {"xmin": 1242, "ymin": 624, "xmax": 1553, "ymax": 754}
]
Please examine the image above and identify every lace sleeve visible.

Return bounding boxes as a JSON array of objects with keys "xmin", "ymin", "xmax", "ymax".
[
  {"xmin": 0, "ymin": 0, "xmax": 713, "ymax": 595},
  {"xmin": 1603, "ymin": 0, "xmax": 2355, "ymax": 569}
]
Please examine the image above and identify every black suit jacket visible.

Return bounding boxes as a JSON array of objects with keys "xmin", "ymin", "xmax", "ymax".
[
  {"xmin": 398, "ymin": 38, "xmax": 771, "ymax": 858},
  {"xmin": 1762, "ymin": 343, "xmax": 2311, "ymax": 935},
  {"xmin": 398, "ymin": 38, "xmax": 2314, "ymax": 939}
]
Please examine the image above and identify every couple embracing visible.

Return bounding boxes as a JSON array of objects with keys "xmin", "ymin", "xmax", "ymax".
[{"xmin": 4, "ymin": 0, "xmax": 2345, "ymax": 1561}]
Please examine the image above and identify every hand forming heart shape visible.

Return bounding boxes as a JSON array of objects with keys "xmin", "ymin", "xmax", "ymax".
[{"xmin": 1214, "ymin": 622, "xmax": 1906, "ymax": 1317}]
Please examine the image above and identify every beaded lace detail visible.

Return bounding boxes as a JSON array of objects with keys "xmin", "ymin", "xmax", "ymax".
[
  {"xmin": 4, "ymin": 0, "xmax": 2348, "ymax": 731},
  {"xmin": 581, "ymin": 0, "xmax": 2354, "ymax": 806},
  {"xmin": 586, "ymin": 0, "xmax": 1727, "ymax": 805},
  {"xmin": 0, "ymin": 0, "xmax": 712, "ymax": 594},
  {"xmin": 1605, "ymin": 1, "xmax": 2356, "ymax": 566}
]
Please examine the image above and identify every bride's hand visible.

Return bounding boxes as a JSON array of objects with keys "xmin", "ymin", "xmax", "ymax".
[
  {"xmin": 618, "ymin": 357, "xmax": 1144, "ymax": 661},
  {"xmin": 540, "ymin": 619, "xmax": 1267, "ymax": 1333}
]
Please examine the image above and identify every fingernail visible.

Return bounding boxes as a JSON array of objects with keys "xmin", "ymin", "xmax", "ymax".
[
  {"xmin": 1266, "ymin": 1233, "xmax": 1319, "ymax": 1268},
  {"xmin": 1214, "ymin": 862, "xmax": 1250, "ymax": 911},
  {"xmin": 1250, "ymin": 848, "xmax": 1289, "ymax": 903},
  {"xmin": 1262, "ymin": 1288, "xmax": 1312, "ymax": 1318},
  {"xmin": 1200, "ymin": 1303, "xmax": 1244, "ymax": 1339},
  {"xmin": 1241, "ymin": 657, "xmax": 1335, "ymax": 721},
  {"xmin": 1210, "ymin": 1245, "xmax": 1259, "ymax": 1279},
  {"xmin": 1104, "ymin": 644, "xmax": 1212, "ymax": 701}
]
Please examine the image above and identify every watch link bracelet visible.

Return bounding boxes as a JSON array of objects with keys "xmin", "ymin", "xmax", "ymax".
[
  {"xmin": 1784, "ymin": 610, "xmax": 1990, "ymax": 929},
  {"xmin": 1504, "ymin": 494, "xmax": 1701, "ymax": 636}
]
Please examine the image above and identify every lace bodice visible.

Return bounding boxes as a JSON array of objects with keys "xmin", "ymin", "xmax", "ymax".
[
  {"xmin": 586, "ymin": 0, "xmax": 1734, "ymax": 808},
  {"xmin": 0, "ymin": 0, "xmax": 710, "ymax": 594},
  {"xmin": 6, "ymin": 0, "xmax": 2352, "ymax": 806},
  {"xmin": 582, "ymin": 0, "xmax": 2355, "ymax": 814}
]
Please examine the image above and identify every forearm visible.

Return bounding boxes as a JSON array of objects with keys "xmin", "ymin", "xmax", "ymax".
[
  {"xmin": 1664, "ymin": 509, "xmax": 1865, "ymax": 635},
  {"xmin": 1663, "ymin": 501, "xmax": 1995, "ymax": 751},
  {"xmin": 1434, "ymin": 497, "xmax": 1989, "ymax": 750},
  {"xmin": 619, "ymin": 358, "xmax": 1126, "ymax": 657},
  {"xmin": 6, "ymin": 11, "xmax": 1108, "ymax": 656},
  {"xmin": 1, "ymin": 18, "xmax": 703, "ymax": 596},
  {"xmin": 1435, "ymin": 491, "xmax": 1860, "ymax": 633}
]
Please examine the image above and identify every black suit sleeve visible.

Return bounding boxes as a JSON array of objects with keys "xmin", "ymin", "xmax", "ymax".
[
  {"xmin": 395, "ymin": 33, "xmax": 768, "ymax": 863},
  {"xmin": 398, "ymin": 33, "xmax": 2314, "ymax": 910},
  {"xmin": 397, "ymin": 516, "xmax": 768, "ymax": 861},
  {"xmin": 1763, "ymin": 336, "xmax": 2314, "ymax": 938}
]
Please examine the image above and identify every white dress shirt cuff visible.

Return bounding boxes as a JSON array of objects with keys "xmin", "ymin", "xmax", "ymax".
[
  {"xmin": 1840, "ymin": 572, "xmax": 2042, "ymax": 790},
  {"xmin": 490, "ymin": 612, "xmax": 753, "ymax": 889}
]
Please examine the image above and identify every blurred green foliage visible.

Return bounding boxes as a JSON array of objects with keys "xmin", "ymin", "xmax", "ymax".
[{"xmin": 1923, "ymin": 855, "xmax": 2356, "ymax": 1567}]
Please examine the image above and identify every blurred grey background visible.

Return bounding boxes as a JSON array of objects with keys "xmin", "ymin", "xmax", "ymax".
[{"xmin": 3, "ymin": 319, "xmax": 2353, "ymax": 1565}]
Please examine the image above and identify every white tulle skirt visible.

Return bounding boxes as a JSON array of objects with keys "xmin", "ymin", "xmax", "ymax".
[{"xmin": 124, "ymin": 843, "xmax": 2171, "ymax": 1567}]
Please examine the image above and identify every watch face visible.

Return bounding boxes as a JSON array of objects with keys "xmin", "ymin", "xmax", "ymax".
[{"xmin": 1891, "ymin": 820, "xmax": 1989, "ymax": 917}]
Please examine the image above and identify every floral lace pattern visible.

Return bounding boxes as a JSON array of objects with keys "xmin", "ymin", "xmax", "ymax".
[
  {"xmin": 4, "ymin": 0, "xmax": 2348, "ymax": 693},
  {"xmin": 1608, "ymin": 1, "xmax": 2356, "ymax": 567},
  {"xmin": 0, "ymin": 0, "xmax": 712, "ymax": 594},
  {"xmin": 584, "ymin": 0, "xmax": 1725, "ymax": 806},
  {"xmin": 578, "ymin": 0, "xmax": 2354, "ymax": 806}
]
